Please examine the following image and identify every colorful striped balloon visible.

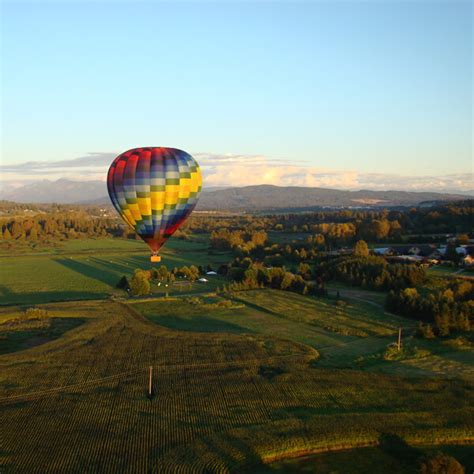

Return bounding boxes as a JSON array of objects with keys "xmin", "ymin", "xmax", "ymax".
[{"xmin": 107, "ymin": 147, "xmax": 202, "ymax": 262}]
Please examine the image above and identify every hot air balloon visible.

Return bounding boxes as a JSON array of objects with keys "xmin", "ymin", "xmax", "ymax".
[{"xmin": 107, "ymin": 147, "xmax": 202, "ymax": 262}]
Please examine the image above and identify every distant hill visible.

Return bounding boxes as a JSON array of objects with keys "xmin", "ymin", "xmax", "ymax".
[
  {"xmin": 1, "ymin": 180, "xmax": 470, "ymax": 209},
  {"xmin": 196, "ymin": 184, "xmax": 471, "ymax": 210}
]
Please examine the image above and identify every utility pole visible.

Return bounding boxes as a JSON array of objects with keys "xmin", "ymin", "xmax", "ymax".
[
  {"xmin": 397, "ymin": 327, "xmax": 402, "ymax": 352},
  {"xmin": 148, "ymin": 366, "xmax": 153, "ymax": 399}
]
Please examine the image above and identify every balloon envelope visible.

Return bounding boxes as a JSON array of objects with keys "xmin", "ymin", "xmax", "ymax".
[{"xmin": 107, "ymin": 147, "xmax": 202, "ymax": 255}]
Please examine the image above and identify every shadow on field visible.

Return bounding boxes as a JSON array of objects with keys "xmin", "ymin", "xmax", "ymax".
[
  {"xmin": 231, "ymin": 296, "xmax": 282, "ymax": 318},
  {"xmin": 0, "ymin": 285, "xmax": 15, "ymax": 300},
  {"xmin": 0, "ymin": 317, "xmax": 85, "ymax": 354},
  {"xmin": 378, "ymin": 433, "xmax": 421, "ymax": 465},
  {"xmin": 88, "ymin": 257, "xmax": 132, "ymax": 275},
  {"xmin": 0, "ymin": 285, "xmax": 107, "ymax": 306},
  {"xmin": 55, "ymin": 258, "xmax": 122, "ymax": 286},
  {"xmin": 148, "ymin": 314, "xmax": 252, "ymax": 334}
]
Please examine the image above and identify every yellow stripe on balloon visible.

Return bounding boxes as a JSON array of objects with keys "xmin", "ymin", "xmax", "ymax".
[
  {"xmin": 123, "ymin": 209, "xmax": 136, "ymax": 227},
  {"xmin": 165, "ymin": 192, "xmax": 179, "ymax": 205},
  {"xmin": 178, "ymin": 181, "xmax": 191, "ymax": 198},
  {"xmin": 137, "ymin": 197, "xmax": 151, "ymax": 216},
  {"xmin": 190, "ymin": 170, "xmax": 202, "ymax": 193},
  {"xmin": 151, "ymin": 191, "xmax": 165, "ymax": 211},
  {"xmin": 129, "ymin": 203, "xmax": 142, "ymax": 221}
]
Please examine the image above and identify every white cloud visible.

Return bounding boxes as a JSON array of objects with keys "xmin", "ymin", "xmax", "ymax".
[
  {"xmin": 0, "ymin": 152, "xmax": 472, "ymax": 194},
  {"xmin": 198, "ymin": 153, "xmax": 472, "ymax": 193}
]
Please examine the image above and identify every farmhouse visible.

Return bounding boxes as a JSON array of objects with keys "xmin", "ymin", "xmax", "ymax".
[
  {"xmin": 390, "ymin": 244, "xmax": 437, "ymax": 257},
  {"xmin": 373, "ymin": 247, "xmax": 393, "ymax": 256},
  {"xmin": 373, "ymin": 245, "xmax": 437, "ymax": 258}
]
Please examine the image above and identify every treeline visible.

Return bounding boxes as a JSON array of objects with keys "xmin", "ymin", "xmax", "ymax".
[
  {"xmin": 189, "ymin": 200, "xmax": 473, "ymax": 245},
  {"xmin": 0, "ymin": 211, "xmax": 124, "ymax": 242},
  {"xmin": 386, "ymin": 280, "xmax": 473, "ymax": 336},
  {"xmin": 2, "ymin": 200, "xmax": 472, "ymax": 250},
  {"xmin": 315, "ymin": 256, "xmax": 427, "ymax": 291},
  {"xmin": 0, "ymin": 201, "xmax": 92, "ymax": 215},
  {"xmin": 273, "ymin": 200, "xmax": 473, "ymax": 238}
]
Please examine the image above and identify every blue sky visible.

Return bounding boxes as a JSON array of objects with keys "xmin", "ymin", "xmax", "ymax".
[{"xmin": 1, "ymin": 1, "xmax": 472, "ymax": 191}]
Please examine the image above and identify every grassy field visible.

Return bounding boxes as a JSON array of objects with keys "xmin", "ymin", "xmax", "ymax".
[
  {"xmin": 2, "ymin": 289, "xmax": 473, "ymax": 472},
  {"xmin": 0, "ymin": 238, "xmax": 230, "ymax": 305},
  {"xmin": 427, "ymin": 265, "xmax": 469, "ymax": 278}
]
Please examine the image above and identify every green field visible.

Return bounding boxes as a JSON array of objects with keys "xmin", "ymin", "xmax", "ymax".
[
  {"xmin": 427, "ymin": 265, "xmax": 468, "ymax": 277},
  {"xmin": 1, "ymin": 288, "xmax": 473, "ymax": 471},
  {"xmin": 0, "ymin": 238, "xmax": 230, "ymax": 305}
]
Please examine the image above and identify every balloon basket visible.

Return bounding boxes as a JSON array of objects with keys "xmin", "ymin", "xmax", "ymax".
[{"xmin": 150, "ymin": 255, "xmax": 161, "ymax": 263}]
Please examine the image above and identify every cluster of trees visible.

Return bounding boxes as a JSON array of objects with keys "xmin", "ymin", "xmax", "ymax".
[
  {"xmin": 260, "ymin": 243, "xmax": 318, "ymax": 267},
  {"xmin": 315, "ymin": 255, "xmax": 426, "ymax": 291},
  {"xmin": 222, "ymin": 257, "xmax": 326, "ymax": 297},
  {"xmin": 256, "ymin": 238, "xmax": 365, "ymax": 268},
  {"xmin": 210, "ymin": 229, "xmax": 267, "ymax": 254},
  {"xmin": 386, "ymin": 280, "xmax": 473, "ymax": 336},
  {"xmin": 118, "ymin": 264, "xmax": 202, "ymax": 296}
]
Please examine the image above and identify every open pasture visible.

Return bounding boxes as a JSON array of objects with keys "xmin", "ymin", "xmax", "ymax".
[
  {"xmin": 0, "ymin": 238, "xmax": 230, "ymax": 305},
  {"xmin": 1, "ymin": 299, "xmax": 473, "ymax": 472}
]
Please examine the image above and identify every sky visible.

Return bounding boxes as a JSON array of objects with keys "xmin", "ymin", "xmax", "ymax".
[{"xmin": 1, "ymin": 0, "xmax": 472, "ymax": 192}]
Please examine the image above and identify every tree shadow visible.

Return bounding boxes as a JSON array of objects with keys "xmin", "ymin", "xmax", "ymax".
[
  {"xmin": 231, "ymin": 296, "xmax": 282, "ymax": 318},
  {"xmin": 0, "ymin": 289, "xmax": 108, "ymax": 306},
  {"xmin": 0, "ymin": 317, "xmax": 85, "ymax": 355},
  {"xmin": 0, "ymin": 284, "xmax": 15, "ymax": 300},
  {"xmin": 378, "ymin": 433, "xmax": 422, "ymax": 466},
  {"xmin": 88, "ymin": 256, "xmax": 133, "ymax": 275},
  {"xmin": 54, "ymin": 257, "xmax": 121, "ymax": 286},
  {"xmin": 148, "ymin": 314, "xmax": 252, "ymax": 334}
]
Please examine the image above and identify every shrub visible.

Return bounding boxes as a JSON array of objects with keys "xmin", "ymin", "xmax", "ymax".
[
  {"xmin": 24, "ymin": 308, "xmax": 49, "ymax": 319},
  {"xmin": 418, "ymin": 452, "xmax": 464, "ymax": 474},
  {"xmin": 186, "ymin": 297, "xmax": 203, "ymax": 305},
  {"xmin": 417, "ymin": 322, "xmax": 436, "ymax": 339},
  {"xmin": 383, "ymin": 343, "xmax": 430, "ymax": 361}
]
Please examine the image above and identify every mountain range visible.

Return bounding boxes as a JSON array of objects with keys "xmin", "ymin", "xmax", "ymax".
[
  {"xmin": 197, "ymin": 185, "xmax": 472, "ymax": 210},
  {"xmin": 0, "ymin": 179, "xmax": 471, "ymax": 210}
]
